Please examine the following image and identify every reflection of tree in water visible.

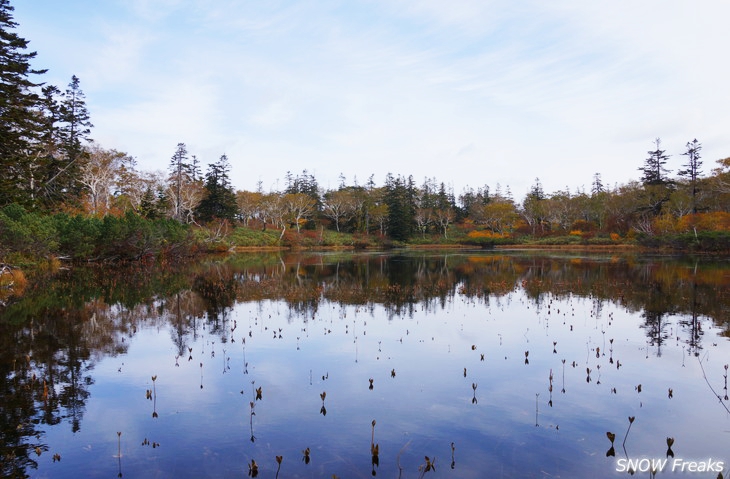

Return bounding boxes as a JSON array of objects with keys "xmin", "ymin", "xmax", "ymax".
[
  {"xmin": 639, "ymin": 281, "xmax": 674, "ymax": 357},
  {"xmin": 0, "ymin": 264, "xmax": 164, "ymax": 477},
  {"xmin": 3, "ymin": 252, "xmax": 730, "ymax": 477},
  {"xmin": 641, "ymin": 310, "xmax": 670, "ymax": 357},
  {"xmin": 167, "ymin": 290, "xmax": 206, "ymax": 358},
  {"xmin": 679, "ymin": 281, "xmax": 705, "ymax": 356},
  {"xmin": 0, "ymin": 308, "xmax": 96, "ymax": 475},
  {"xmin": 194, "ymin": 264, "xmax": 239, "ymax": 334}
]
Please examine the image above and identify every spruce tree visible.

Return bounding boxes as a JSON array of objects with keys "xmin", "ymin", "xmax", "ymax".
[
  {"xmin": 196, "ymin": 154, "xmax": 238, "ymax": 222},
  {"xmin": 43, "ymin": 76, "xmax": 93, "ymax": 206},
  {"xmin": 169, "ymin": 142, "xmax": 192, "ymax": 221},
  {"xmin": 57, "ymin": 75, "xmax": 92, "ymax": 167},
  {"xmin": 639, "ymin": 138, "xmax": 671, "ymax": 186},
  {"xmin": 678, "ymin": 138, "xmax": 702, "ymax": 214},
  {"xmin": 0, "ymin": 0, "xmax": 46, "ymax": 207},
  {"xmin": 384, "ymin": 174, "xmax": 416, "ymax": 241}
]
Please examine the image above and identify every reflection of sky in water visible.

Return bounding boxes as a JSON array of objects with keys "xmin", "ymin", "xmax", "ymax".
[{"xmin": 39, "ymin": 285, "xmax": 729, "ymax": 478}]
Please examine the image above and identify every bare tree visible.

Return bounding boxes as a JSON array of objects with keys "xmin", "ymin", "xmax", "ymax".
[
  {"xmin": 79, "ymin": 144, "xmax": 128, "ymax": 215},
  {"xmin": 236, "ymin": 190, "xmax": 264, "ymax": 226},
  {"xmin": 284, "ymin": 193, "xmax": 316, "ymax": 232},
  {"xmin": 322, "ymin": 189, "xmax": 356, "ymax": 232}
]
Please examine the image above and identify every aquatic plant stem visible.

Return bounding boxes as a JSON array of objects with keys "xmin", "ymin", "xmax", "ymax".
[
  {"xmin": 697, "ymin": 354, "xmax": 730, "ymax": 415},
  {"xmin": 622, "ymin": 417, "xmax": 634, "ymax": 449}
]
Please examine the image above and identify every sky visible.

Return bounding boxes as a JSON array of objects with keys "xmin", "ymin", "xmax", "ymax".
[{"xmin": 12, "ymin": 0, "xmax": 730, "ymax": 201}]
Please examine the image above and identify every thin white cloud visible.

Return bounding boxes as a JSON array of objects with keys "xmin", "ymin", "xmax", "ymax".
[{"xmin": 13, "ymin": 0, "xmax": 730, "ymax": 199}]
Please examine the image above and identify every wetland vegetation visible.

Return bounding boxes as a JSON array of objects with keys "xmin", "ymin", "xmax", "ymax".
[{"xmin": 1, "ymin": 251, "xmax": 729, "ymax": 478}]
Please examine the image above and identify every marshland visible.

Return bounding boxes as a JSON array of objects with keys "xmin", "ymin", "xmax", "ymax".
[{"xmin": 1, "ymin": 250, "xmax": 729, "ymax": 478}]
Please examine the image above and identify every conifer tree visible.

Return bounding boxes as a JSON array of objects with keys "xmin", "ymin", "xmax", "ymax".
[
  {"xmin": 196, "ymin": 154, "xmax": 238, "ymax": 222},
  {"xmin": 639, "ymin": 138, "xmax": 671, "ymax": 186},
  {"xmin": 678, "ymin": 138, "xmax": 702, "ymax": 214},
  {"xmin": 0, "ymin": 0, "xmax": 46, "ymax": 207},
  {"xmin": 169, "ymin": 142, "xmax": 192, "ymax": 221},
  {"xmin": 43, "ymin": 75, "xmax": 93, "ymax": 205}
]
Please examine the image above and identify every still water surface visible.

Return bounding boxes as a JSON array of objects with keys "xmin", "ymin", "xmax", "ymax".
[{"xmin": 2, "ymin": 251, "xmax": 729, "ymax": 478}]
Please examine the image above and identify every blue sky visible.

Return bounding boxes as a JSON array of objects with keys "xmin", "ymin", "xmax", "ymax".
[{"xmin": 13, "ymin": 0, "xmax": 730, "ymax": 200}]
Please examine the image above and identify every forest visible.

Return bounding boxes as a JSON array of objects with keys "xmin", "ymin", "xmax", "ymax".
[{"xmin": 2, "ymin": 0, "xmax": 730, "ymax": 271}]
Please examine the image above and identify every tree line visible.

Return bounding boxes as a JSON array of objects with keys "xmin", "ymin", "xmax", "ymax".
[{"xmin": 2, "ymin": 0, "xmax": 730, "ymax": 259}]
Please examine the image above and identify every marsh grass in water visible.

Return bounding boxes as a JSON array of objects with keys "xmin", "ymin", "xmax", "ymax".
[{"xmin": 3, "ymin": 252, "xmax": 730, "ymax": 478}]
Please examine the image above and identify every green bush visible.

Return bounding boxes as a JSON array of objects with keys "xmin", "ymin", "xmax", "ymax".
[
  {"xmin": 229, "ymin": 227, "xmax": 281, "ymax": 247},
  {"xmin": 635, "ymin": 231, "xmax": 730, "ymax": 252},
  {"xmin": 0, "ymin": 204, "xmax": 58, "ymax": 257},
  {"xmin": 53, "ymin": 213, "xmax": 102, "ymax": 259}
]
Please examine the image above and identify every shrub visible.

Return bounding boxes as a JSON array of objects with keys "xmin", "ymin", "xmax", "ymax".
[
  {"xmin": 54, "ymin": 213, "xmax": 102, "ymax": 259},
  {"xmin": 0, "ymin": 204, "xmax": 58, "ymax": 257}
]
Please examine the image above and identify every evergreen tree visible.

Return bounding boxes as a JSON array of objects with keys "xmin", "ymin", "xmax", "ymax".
[
  {"xmin": 591, "ymin": 172, "xmax": 604, "ymax": 195},
  {"xmin": 284, "ymin": 169, "xmax": 321, "ymax": 207},
  {"xmin": 139, "ymin": 185, "xmax": 162, "ymax": 219},
  {"xmin": 639, "ymin": 138, "xmax": 671, "ymax": 186},
  {"xmin": 169, "ymin": 142, "xmax": 192, "ymax": 221},
  {"xmin": 195, "ymin": 154, "xmax": 238, "ymax": 222},
  {"xmin": 677, "ymin": 138, "xmax": 702, "ymax": 214},
  {"xmin": 0, "ymin": 0, "xmax": 46, "ymax": 207},
  {"xmin": 522, "ymin": 178, "xmax": 547, "ymax": 235},
  {"xmin": 42, "ymin": 76, "xmax": 93, "ymax": 206},
  {"xmin": 384, "ymin": 174, "xmax": 416, "ymax": 241}
]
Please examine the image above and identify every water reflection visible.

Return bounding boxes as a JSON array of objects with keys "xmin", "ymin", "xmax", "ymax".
[{"xmin": 1, "ymin": 251, "xmax": 729, "ymax": 478}]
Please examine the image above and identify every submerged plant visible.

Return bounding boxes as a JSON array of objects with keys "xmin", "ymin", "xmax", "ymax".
[
  {"xmin": 150, "ymin": 375, "xmax": 159, "ymax": 418},
  {"xmin": 418, "ymin": 456, "xmax": 436, "ymax": 478},
  {"xmin": 606, "ymin": 431, "xmax": 616, "ymax": 457},
  {"xmin": 623, "ymin": 416, "xmax": 635, "ymax": 448},
  {"xmin": 275, "ymin": 455, "xmax": 283, "ymax": 479},
  {"xmin": 666, "ymin": 437, "xmax": 675, "ymax": 458},
  {"xmin": 249, "ymin": 401, "xmax": 256, "ymax": 442},
  {"xmin": 248, "ymin": 459, "xmax": 258, "ymax": 477},
  {"xmin": 371, "ymin": 419, "xmax": 379, "ymax": 470}
]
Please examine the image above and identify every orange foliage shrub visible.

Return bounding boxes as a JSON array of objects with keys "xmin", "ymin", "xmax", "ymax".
[
  {"xmin": 0, "ymin": 267, "xmax": 27, "ymax": 302},
  {"xmin": 676, "ymin": 212, "xmax": 730, "ymax": 232},
  {"xmin": 652, "ymin": 215, "xmax": 678, "ymax": 234},
  {"xmin": 467, "ymin": 230, "xmax": 508, "ymax": 239}
]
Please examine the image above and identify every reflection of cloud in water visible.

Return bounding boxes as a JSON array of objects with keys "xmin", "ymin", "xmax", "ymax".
[{"xmin": 5, "ymin": 253, "xmax": 730, "ymax": 478}]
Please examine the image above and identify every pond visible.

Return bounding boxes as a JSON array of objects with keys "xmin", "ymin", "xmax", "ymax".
[{"xmin": 1, "ymin": 250, "xmax": 729, "ymax": 478}]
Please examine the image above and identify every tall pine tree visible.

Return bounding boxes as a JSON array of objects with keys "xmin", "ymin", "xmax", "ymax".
[
  {"xmin": 169, "ymin": 142, "xmax": 191, "ymax": 221},
  {"xmin": 639, "ymin": 138, "xmax": 671, "ymax": 186},
  {"xmin": 0, "ymin": 0, "xmax": 46, "ymax": 207},
  {"xmin": 384, "ymin": 174, "xmax": 416, "ymax": 241},
  {"xmin": 42, "ymin": 76, "xmax": 93, "ymax": 206},
  {"xmin": 195, "ymin": 154, "xmax": 238, "ymax": 222}
]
